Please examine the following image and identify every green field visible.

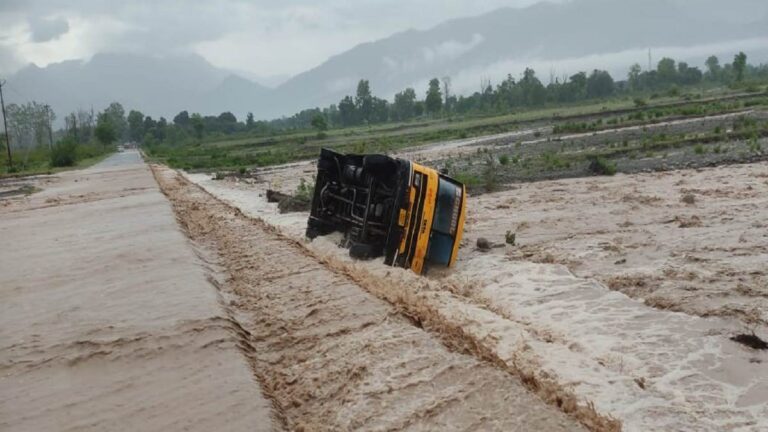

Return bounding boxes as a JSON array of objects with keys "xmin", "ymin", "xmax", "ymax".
[{"xmin": 145, "ymin": 87, "xmax": 767, "ymax": 172}]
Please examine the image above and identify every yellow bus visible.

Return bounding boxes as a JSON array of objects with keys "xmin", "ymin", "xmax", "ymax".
[{"xmin": 306, "ymin": 148, "xmax": 467, "ymax": 275}]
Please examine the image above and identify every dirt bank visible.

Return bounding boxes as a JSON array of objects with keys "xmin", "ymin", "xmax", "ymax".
[{"xmin": 0, "ymin": 152, "xmax": 279, "ymax": 432}]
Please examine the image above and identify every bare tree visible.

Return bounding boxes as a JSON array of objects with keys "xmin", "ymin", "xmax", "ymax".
[{"xmin": 441, "ymin": 76, "xmax": 452, "ymax": 112}]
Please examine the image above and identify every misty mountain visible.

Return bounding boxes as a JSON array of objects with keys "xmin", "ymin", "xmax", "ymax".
[
  {"xmin": 275, "ymin": 0, "xmax": 768, "ymax": 112},
  {"xmin": 6, "ymin": 52, "xmax": 271, "ymax": 124},
  {"xmin": 5, "ymin": 0, "xmax": 768, "ymax": 123}
]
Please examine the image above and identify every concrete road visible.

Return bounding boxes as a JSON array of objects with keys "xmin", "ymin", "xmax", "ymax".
[
  {"xmin": 0, "ymin": 152, "xmax": 280, "ymax": 431},
  {"xmin": 92, "ymin": 149, "xmax": 144, "ymax": 168}
]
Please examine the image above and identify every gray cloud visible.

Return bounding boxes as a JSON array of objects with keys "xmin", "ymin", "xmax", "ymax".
[
  {"xmin": 1, "ymin": 0, "xmax": 766, "ymax": 80},
  {"xmin": 28, "ymin": 17, "xmax": 69, "ymax": 42},
  {"xmin": 0, "ymin": 0, "xmax": 545, "ymax": 77}
]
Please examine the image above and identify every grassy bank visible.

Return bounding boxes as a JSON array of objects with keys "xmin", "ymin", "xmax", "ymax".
[{"xmin": 1, "ymin": 144, "xmax": 115, "ymax": 178}]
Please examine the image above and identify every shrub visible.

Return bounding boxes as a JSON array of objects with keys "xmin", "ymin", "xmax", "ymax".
[
  {"xmin": 50, "ymin": 137, "xmax": 78, "ymax": 167},
  {"xmin": 588, "ymin": 156, "xmax": 616, "ymax": 176},
  {"xmin": 694, "ymin": 144, "xmax": 705, "ymax": 155},
  {"xmin": 454, "ymin": 171, "xmax": 481, "ymax": 187},
  {"xmin": 499, "ymin": 154, "xmax": 510, "ymax": 165},
  {"xmin": 295, "ymin": 177, "xmax": 314, "ymax": 201},
  {"xmin": 482, "ymin": 156, "xmax": 499, "ymax": 192}
]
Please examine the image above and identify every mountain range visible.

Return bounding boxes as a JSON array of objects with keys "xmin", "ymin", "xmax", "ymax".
[{"xmin": 5, "ymin": 0, "xmax": 768, "ymax": 124}]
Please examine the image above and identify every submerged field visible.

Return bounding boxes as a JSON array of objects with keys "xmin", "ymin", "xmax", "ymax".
[
  {"xmin": 182, "ymin": 154, "xmax": 768, "ymax": 430},
  {"xmin": 172, "ymin": 93, "xmax": 768, "ymax": 428}
]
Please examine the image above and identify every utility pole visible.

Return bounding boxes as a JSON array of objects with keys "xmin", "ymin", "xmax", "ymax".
[{"xmin": 0, "ymin": 79, "xmax": 12, "ymax": 170}]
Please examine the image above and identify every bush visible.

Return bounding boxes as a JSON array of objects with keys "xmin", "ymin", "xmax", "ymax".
[
  {"xmin": 693, "ymin": 144, "xmax": 705, "ymax": 155},
  {"xmin": 295, "ymin": 177, "xmax": 314, "ymax": 201},
  {"xmin": 588, "ymin": 156, "xmax": 616, "ymax": 176},
  {"xmin": 499, "ymin": 154, "xmax": 510, "ymax": 165},
  {"xmin": 453, "ymin": 171, "xmax": 481, "ymax": 188},
  {"xmin": 50, "ymin": 138, "xmax": 78, "ymax": 167},
  {"xmin": 482, "ymin": 156, "xmax": 499, "ymax": 191}
]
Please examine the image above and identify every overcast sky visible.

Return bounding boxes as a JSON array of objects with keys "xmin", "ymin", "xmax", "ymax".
[{"xmin": 0, "ymin": 0, "xmax": 559, "ymax": 84}]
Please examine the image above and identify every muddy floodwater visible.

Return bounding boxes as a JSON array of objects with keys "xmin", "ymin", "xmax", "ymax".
[
  {"xmin": 3, "ymin": 147, "xmax": 766, "ymax": 431},
  {"xmin": 157, "ymin": 166, "xmax": 588, "ymax": 431},
  {"xmin": 186, "ymin": 156, "xmax": 768, "ymax": 431}
]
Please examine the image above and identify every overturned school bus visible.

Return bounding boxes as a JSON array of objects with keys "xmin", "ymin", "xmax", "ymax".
[{"xmin": 306, "ymin": 148, "xmax": 467, "ymax": 275}]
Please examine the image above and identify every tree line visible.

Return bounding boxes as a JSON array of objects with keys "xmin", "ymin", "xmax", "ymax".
[
  {"xmin": 80, "ymin": 51, "xmax": 768, "ymax": 149},
  {"xmin": 4, "ymin": 51, "xmax": 766, "ymax": 170},
  {"xmin": 286, "ymin": 51, "xmax": 764, "ymax": 131}
]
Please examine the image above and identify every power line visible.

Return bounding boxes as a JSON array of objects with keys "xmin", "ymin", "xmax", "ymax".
[{"xmin": 0, "ymin": 79, "xmax": 12, "ymax": 170}]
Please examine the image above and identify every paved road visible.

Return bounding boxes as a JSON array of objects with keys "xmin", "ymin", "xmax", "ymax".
[
  {"xmin": 92, "ymin": 149, "xmax": 143, "ymax": 168},
  {"xmin": 0, "ymin": 156, "xmax": 279, "ymax": 431}
]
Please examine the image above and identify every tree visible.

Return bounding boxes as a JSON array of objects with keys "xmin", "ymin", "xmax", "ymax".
[
  {"xmin": 41, "ymin": 105, "xmax": 55, "ymax": 148},
  {"xmin": 154, "ymin": 117, "xmax": 167, "ymax": 142},
  {"xmin": 586, "ymin": 70, "xmax": 615, "ymax": 98},
  {"xmin": 355, "ymin": 80, "xmax": 373, "ymax": 123},
  {"xmin": 310, "ymin": 114, "xmax": 327, "ymax": 132},
  {"xmin": 425, "ymin": 78, "xmax": 443, "ymax": 114},
  {"xmin": 94, "ymin": 113, "xmax": 117, "ymax": 147},
  {"xmin": 677, "ymin": 62, "xmax": 702, "ymax": 85},
  {"xmin": 218, "ymin": 111, "xmax": 237, "ymax": 123},
  {"xmin": 75, "ymin": 109, "xmax": 95, "ymax": 144},
  {"xmin": 370, "ymin": 97, "xmax": 389, "ymax": 123},
  {"xmin": 173, "ymin": 110, "xmax": 190, "ymax": 127},
  {"xmin": 519, "ymin": 68, "xmax": 545, "ymax": 106},
  {"xmin": 5, "ymin": 102, "xmax": 56, "ymax": 163},
  {"xmin": 442, "ymin": 76, "xmax": 452, "ymax": 112},
  {"xmin": 705, "ymin": 55, "xmax": 721, "ymax": 80},
  {"xmin": 657, "ymin": 57, "xmax": 677, "ymax": 84},
  {"xmin": 127, "ymin": 110, "xmax": 145, "ymax": 142},
  {"xmin": 733, "ymin": 51, "xmax": 747, "ymax": 82},
  {"xmin": 191, "ymin": 113, "xmax": 204, "ymax": 140},
  {"xmin": 143, "ymin": 116, "xmax": 157, "ymax": 133},
  {"xmin": 104, "ymin": 102, "xmax": 126, "ymax": 139},
  {"xmin": 338, "ymin": 95, "xmax": 356, "ymax": 126},
  {"xmin": 217, "ymin": 111, "xmax": 238, "ymax": 133},
  {"xmin": 393, "ymin": 87, "xmax": 417, "ymax": 121},
  {"xmin": 567, "ymin": 71, "xmax": 588, "ymax": 100},
  {"xmin": 246, "ymin": 112, "xmax": 255, "ymax": 129}
]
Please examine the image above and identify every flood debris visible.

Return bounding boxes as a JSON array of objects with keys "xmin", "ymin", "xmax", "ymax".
[
  {"xmin": 680, "ymin": 193, "xmax": 696, "ymax": 205},
  {"xmin": 505, "ymin": 230, "xmax": 517, "ymax": 245},
  {"xmin": 477, "ymin": 237, "xmax": 506, "ymax": 251},
  {"xmin": 730, "ymin": 333, "xmax": 768, "ymax": 350},
  {"xmin": 266, "ymin": 189, "xmax": 310, "ymax": 213},
  {"xmin": 477, "ymin": 237, "xmax": 492, "ymax": 251}
]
